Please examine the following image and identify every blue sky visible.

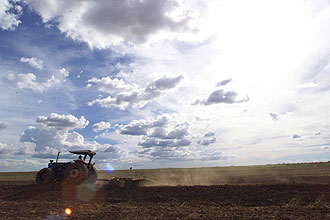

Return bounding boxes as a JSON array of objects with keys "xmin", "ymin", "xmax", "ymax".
[{"xmin": 1, "ymin": 0, "xmax": 330, "ymax": 171}]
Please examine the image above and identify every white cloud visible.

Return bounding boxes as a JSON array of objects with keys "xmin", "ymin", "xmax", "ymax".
[
  {"xmin": 20, "ymin": 57, "xmax": 44, "ymax": 70},
  {"xmin": 36, "ymin": 113, "xmax": 89, "ymax": 129},
  {"xmin": 26, "ymin": 0, "xmax": 195, "ymax": 48},
  {"xmin": 87, "ymin": 77, "xmax": 136, "ymax": 93},
  {"xmin": 296, "ymin": 82, "xmax": 318, "ymax": 89},
  {"xmin": 92, "ymin": 121, "xmax": 111, "ymax": 132},
  {"xmin": 0, "ymin": 0, "xmax": 22, "ymax": 30},
  {"xmin": 149, "ymin": 122, "xmax": 189, "ymax": 140},
  {"xmin": 88, "ymin": 75, "xmax": 183, "ymax": 109},
  {"xmin": 15, "ymin": 68, "xmax": 69, "ymax": 93},
  {"xmin": 120, "ymin": 115, "xmax": 169, "ymax": 136},
  {"xmin": 0, "ymin": 143, "xmax": 12, "ymax": 154},
  {"xmin": 119, "ymin": 115, "xmax": 192, "ymax": 154},
  {"xmin": 19, "ymin": 114, "xmax": 121, "ymax": 158}
]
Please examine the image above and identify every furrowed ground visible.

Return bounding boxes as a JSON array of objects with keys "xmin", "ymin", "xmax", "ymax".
[{"xmin": 1, "ymin": 162, "xmax": 330, "ymax": 219}]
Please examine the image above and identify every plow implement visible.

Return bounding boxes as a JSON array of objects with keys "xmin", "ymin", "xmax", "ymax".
[{"xmin": 97, "ymin": 177, "xmax": 154, "ymax": 189}]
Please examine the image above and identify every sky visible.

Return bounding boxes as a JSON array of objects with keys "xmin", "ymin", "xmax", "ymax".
[{"xmin": 1, "ymin": 0, "xmax": 330, "ymax": 172}]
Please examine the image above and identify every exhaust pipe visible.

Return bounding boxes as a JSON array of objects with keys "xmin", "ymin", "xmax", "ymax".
[{"xmin": 56, "ymin": 152, "xmax": 60, "ymax": 163}]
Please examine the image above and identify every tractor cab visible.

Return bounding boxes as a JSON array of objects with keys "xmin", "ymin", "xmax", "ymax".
[{"xmin": 69, "ymin": 150, "xmax": 96, "ymax": 168}]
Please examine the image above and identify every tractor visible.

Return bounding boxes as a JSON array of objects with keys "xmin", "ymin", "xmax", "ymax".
[{"xmin": 36, "ymin": 150, "xmax": 97, "ymax": 185}]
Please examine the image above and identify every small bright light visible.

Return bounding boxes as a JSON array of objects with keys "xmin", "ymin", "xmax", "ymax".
[
  {"xmin": 105, "ymin": 163, "xmax": 114, "ymax": 173},
  {"xmin": 65, "ymin": 208, "xmax": 72, "ymax": 216}
]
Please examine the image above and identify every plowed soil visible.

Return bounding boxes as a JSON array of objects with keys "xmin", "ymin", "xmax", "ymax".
[{"xmin": 1, "ymin": 181, "xmax": 330, "ymax": 219}]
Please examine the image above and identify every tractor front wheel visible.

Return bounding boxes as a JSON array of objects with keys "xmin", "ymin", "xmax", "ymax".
[
  {"xmin": 64, "ymin": 162, "xmax": 89, "ymax": 185},
  {"xmin": 36, "ymin": 168, "xmax": 54, "ymax": 185}
]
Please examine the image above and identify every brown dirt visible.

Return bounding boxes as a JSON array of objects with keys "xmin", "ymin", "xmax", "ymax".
[{"xmin": 1, "ymin": 181, "xmax": 330, "ymax": 219}]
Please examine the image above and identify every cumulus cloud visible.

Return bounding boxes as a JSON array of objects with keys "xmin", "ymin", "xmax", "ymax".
[
  {"xmin": 216, "ymin": 79, "xmax": 232, "ymax": 87},
  {"xmin": 15, "ymin": 68, "xmax": 69, "ymax": 93},
  {"xmin": 88, "ymin": 75, "xmax": 183, "ymax": 109},
  {"xmin": 87, "ymin": 77, "xmax": 136, "ymax": 93},
  {"xmin": 19, "ymin": 123, "xmax": 112, "ymax": 157},
  {"xmin": 197, "ymin": 131, "xmax": 217, "ymax": 146},
  {"xmin": 36, "ymin": 113, "xmax": 89, "ymax": 130},
  {"xmin": 0, "ymin": 0, "xmax": 22, "ymax": 30},
  {"xmin": 20, "ymin": 113, "xmax": 90, "ymax": 153},
  {"xmin": 19, "ymin": 113, "xmax": 123, "ymax": 159},
  {"xmin": 149, "ymin": 122, "xmax": 189, "ymax": 139},
  {"xmin": 0, "ymin": 143, "xmax": 12, "ymax": 154},
  {"xmin": 117, "ymin": 115, "xmax": 225, "ymax": 162},
  {"xmin": 26, "ymin": 0, "xmax": 194, "ymax": 48},
  {"xmin": 193, "ymin": 89, "xmax": 249, "ymax": 105},
  {"xmin": 20, "ymin": 57, "xmax": 44, "ymax": 70},
  {"xmin": 139, "ymin": 146, "xmax": 226, "ymax": 162},
  {"xmin": 292, "ymin": 134, "xmax": 301, "ymax": 139},
  {"xmin": 270, "ymin": 112, "xmax": 279, "ymax": 121},
  {"xmin": 20, "ymin": 125, "xmax": 68, "ymax": 152},
  {"xmin": 92, "ymin": 121, "xmax": 111, "ymax": 132},
  {"xmin": 0, "ymin": 122, "xmax": 7, "ymax": 131},
  {"xmin": 119, "ymin": 115, "xmax": 191, "ymax": 150},
  {"xmin": 120, "ymin": 116, "xmax": 168, "ymax": 136}
]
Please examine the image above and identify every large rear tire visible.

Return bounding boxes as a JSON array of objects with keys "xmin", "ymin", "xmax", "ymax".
[
  {"xmin": 36, "ymin": 168, "xmax": 54, "ymax": 185},
  {"xmin": 64, "ymin": 162, "xmax": 88, "ymax": 185}
]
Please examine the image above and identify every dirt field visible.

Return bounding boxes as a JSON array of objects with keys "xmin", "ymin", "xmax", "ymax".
[{"xmin": 1, "ymin": 163, "xmax": 330, "ymax": 219}]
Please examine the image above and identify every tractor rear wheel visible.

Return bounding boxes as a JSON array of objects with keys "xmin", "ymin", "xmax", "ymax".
[
  {"xmin": 64, "ymin": 162, "xmax": 88, "ymax": 185},
  {"xmin": 36, "ymin": 168, "xmax": 54, "ymax": 184}
]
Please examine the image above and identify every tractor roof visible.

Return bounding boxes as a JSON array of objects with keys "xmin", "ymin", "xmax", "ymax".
[{"xmin": 69, "ymin": 150, "xmax": 96, "ymax": 156}]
